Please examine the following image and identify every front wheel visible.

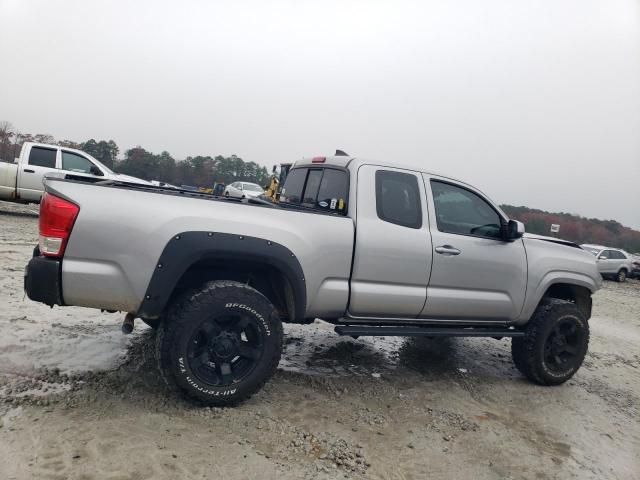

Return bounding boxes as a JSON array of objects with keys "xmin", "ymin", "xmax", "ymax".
[
  {"xmin": 156, "ymin": 280, "xmax": 283, "ymax": 406},
  {"xmin": 617, "ymin": 269, "xmax": 627, "ymax": 283},
  {"xmin": 512, "ymin": 299, "xmax": 589, "ymax": 385}
]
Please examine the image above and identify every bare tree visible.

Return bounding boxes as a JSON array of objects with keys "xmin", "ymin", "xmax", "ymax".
[{"xmin": 0, "ymin": 121, "xmax": 15, "ymax": 162}]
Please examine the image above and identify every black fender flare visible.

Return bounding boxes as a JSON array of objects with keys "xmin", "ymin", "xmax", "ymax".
[{"xmin": 136, "ymin": 231, "xmax": 306, "ymax": 320}]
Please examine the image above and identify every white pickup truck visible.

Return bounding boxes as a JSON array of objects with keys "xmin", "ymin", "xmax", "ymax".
[{"xmin": 0, "ymin": 142, "xmax": 149, "ymax": 203}]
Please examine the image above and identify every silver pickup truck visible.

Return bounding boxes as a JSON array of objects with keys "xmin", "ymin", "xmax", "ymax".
[{"xmin": 24, "ymin": 154, "xmax": 601, "ymax": 406}]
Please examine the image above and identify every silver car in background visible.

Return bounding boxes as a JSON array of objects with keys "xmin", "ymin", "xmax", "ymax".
[
  {"xmin": 223, "ymin": 181, "xmax": 264, "ymax": 199},
  {"xmin": 581, "ymin": 244, "xmax": 633, "ymax": 282}
]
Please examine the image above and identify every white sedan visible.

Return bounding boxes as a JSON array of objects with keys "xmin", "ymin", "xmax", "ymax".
[{"xmin": 223, "ymin": 181, "xmax": 265, "ymax": 199}]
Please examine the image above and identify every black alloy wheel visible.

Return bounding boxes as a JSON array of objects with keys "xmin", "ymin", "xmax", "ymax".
[
  {"xmin": 542, "ymin": 317, "xmax": 586, "ymax": 374},
  {"xmin": 187, "ymin": 313, "xmax": 264, "ymax": 387}
]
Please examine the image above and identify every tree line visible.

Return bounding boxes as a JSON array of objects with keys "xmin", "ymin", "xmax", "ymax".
[
  {"xmin": 501, "ymin": 204, "xmax": 640, "ymax": 253},
  {"xmin": 0, "ymin": 121, "xmax": 270, "ymax": 188},
  {"xmin": 1, "ymin": 121, "xmax": 638, "ymax": 251}
]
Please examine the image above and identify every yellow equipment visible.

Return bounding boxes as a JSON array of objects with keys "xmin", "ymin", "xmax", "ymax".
[{"xmin": 264, "ymin": 163, "xmax": 292, "ymax": 202}]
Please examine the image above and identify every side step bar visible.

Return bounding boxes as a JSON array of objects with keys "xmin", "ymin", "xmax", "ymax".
[{"xmin": 334, "ymin": 325, "xmax": 525, "ymax": 338}]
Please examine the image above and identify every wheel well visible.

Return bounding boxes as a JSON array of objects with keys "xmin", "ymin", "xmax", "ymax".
[
  {"xmin": 168, "ymin": 259, "xmax": 298, "ymax": 323},
  {"xmin": 543, "ymin": 283, "xmax": 592, "ymax": 319}
]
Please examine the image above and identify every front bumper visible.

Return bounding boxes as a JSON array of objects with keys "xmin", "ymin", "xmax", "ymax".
[{"xmin": 24, "ymin": 249, "xmax": 63, "ymax": 307}]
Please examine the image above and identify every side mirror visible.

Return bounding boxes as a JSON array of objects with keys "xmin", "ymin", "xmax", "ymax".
[
  {"xmin": 506, "ymin": 219, "xmax": 525, "ymax": 240},
  {"xmin": 598, "ymin": 255, "xmax": 608, "ymax": 260},
  {"xmin": 272, "ymin": 165, "xmax": 277, "ymax": 173},
  {"xmin": 89, "ymin": 165, "xmax": 103, "ymax": 176}
]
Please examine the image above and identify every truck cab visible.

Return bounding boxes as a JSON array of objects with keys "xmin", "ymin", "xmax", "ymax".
[
  {"xmin": 279, "ymin": 155, "xmax": 529, "ymax": 323},
  {"xmin": 0, "ymin": 142, "xmax": 149, "ymax": 203}
]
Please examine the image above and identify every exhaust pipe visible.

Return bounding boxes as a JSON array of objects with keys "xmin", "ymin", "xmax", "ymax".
[{"xmin": 122, "ymin": 312, "xmax": 135, "ymax": 334}]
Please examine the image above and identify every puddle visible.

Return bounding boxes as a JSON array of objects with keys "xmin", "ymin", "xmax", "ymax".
[{"xmin": 280, "ymin": 320, "xmax": 463, "ymax": 378}]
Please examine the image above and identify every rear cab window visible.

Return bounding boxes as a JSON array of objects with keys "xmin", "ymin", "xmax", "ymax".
[{"xmin": 280, "ymin": 167, "xmax": 348, "ymax": 214}]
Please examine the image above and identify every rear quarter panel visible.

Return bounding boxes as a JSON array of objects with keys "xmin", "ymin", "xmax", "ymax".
[{"xmin": 48, "ymin": 180, "xmax": 354, "ymax": 317}]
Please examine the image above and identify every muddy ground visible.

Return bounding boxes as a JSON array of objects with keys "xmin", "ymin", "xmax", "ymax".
[{"xmin": 0, "ymin": 200, "xmax": 638, "ymax": 480}]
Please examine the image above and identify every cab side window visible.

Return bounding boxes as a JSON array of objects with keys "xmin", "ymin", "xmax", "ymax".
[
  {"xmin": 431, "ymin": 180, "xmax": 502, "ymax": 239},
  {"xmin": 28, "ymin": 147, "xmax": 56, "ymax": 168},
  {"xmin": 375, "ymin": 170, "xmax": 422, "ymax": 229},
  {"xmin": 62, "ymin": 151, "xmax": 95, "ymax": 174}
]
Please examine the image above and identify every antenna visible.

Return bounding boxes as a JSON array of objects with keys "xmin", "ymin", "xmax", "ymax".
[{"xmin": 335, "ymin": 149, "xmax": 349, "ymax": 156}]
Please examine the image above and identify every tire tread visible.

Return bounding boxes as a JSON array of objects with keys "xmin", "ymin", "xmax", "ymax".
[
  {"xmin": 155, "ymin": 280, "xmax": 283, "ymax": 406},
  {"xmin": 511, "ymin": 298, "xmax": 589, "ymax": 386}
]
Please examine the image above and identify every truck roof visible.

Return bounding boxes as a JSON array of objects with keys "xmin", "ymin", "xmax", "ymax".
[{"xmin": 293, "ymin": 155, "xmax": 473, "ymax": 189}]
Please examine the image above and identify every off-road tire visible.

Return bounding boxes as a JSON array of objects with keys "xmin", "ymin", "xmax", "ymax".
[
  {"xmin": 155, "ymin": 280, "xmax": 283, "ymax": 406},
  {"xmin": 617, "ymin": 269, "xmax": 627, "ymax": 283},
  {"xmin": 511, "ymin": 298, "xmax": 589, "ymax": 386}
]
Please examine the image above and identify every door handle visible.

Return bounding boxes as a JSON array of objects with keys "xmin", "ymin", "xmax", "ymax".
[
  {"xmin": 23, "ymin": 169, "xmax": 35, "ymax": 173},
  {"xmin": 435, "ymin": 245, "xmax": 461, "ymax": 256}
]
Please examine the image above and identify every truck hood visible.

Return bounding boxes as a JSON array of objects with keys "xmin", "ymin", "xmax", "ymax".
[{"xmin": 522, "ymin": 233, "xmax": 580, "ymax": 249}]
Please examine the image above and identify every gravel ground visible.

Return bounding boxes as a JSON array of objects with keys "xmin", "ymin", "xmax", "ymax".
[{"xmin": 1, "ymin": 200, "xmax": 639, "ymax": 480}]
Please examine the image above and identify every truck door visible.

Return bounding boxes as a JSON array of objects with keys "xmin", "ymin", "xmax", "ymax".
[
  {"xmin": 421, "ymin": 175, "xmax": 527, "ymax": 321},
  {"xmin": 17, "ymin": 145, "xmax": 58, "ymax": 201},
  {"xmin": 348, "ymin": 165, "xmax": 432, "ymax": 318}
]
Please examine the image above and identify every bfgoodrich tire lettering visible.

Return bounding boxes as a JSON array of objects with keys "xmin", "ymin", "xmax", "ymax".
[
  {"xmin": 511, "ymin": 298, "xmax": 589, "ymax": 386},
  {"xmin": 156, "ymin": 280, "xmax": 283, "ymax": 406}
]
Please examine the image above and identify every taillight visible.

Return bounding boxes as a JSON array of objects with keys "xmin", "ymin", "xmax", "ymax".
[{"xmin": 39, "ymin": 193, "xmax": 80, "ymax": 258}]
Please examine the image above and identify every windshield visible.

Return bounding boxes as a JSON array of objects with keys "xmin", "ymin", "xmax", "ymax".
[
  {"xmin": 582, "ymin": 246, "xmax": 601, "ymax": 255},
  {"xmin": 242, "ymin": 183, "xmax": 263, "ymax": 192}
]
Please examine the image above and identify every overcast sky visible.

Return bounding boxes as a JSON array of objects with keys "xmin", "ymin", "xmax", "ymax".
[{"xmin": 1, "ymin": 0, "xmax": 639, "ymax": 228}]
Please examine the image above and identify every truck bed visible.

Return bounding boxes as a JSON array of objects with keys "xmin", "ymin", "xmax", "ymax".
[
  {"xmin": 44, "ymin": 176, "xmax": 355, "ymax": 317},
  {"xmin": 0, "ymin": 161, "xmax": 18, "ymax": 200}
]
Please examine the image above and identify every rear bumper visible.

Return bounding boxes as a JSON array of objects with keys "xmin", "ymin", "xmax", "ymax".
[{"xmin": 24, "ymin": 251, "xmax": 63, "ymax": 307}]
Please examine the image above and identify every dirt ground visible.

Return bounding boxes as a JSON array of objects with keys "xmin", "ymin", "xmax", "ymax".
[{"xmin": 1, "ymin": 200, "xmax": 639, "ymax": 480}]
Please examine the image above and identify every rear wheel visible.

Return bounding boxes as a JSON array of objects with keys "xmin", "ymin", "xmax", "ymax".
[
  {"xmin": 617, "ymin": 269, "xmax": 627, "ymax": 283},
  {"xmin": 156, "ymin": 280, "xmax": 283, "ymax": 406},
  {"xmin": 512, "ymin": 299, "xmax": 589, "ymax": 385}
]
